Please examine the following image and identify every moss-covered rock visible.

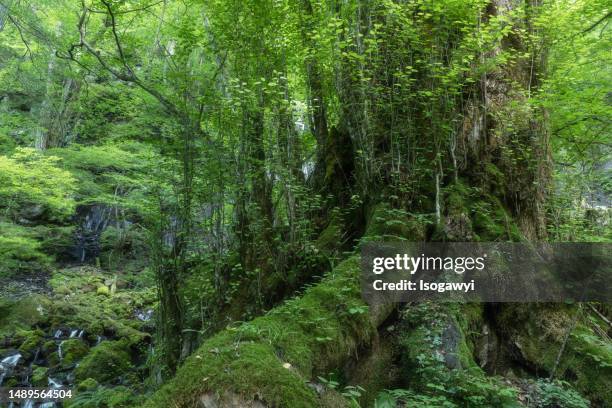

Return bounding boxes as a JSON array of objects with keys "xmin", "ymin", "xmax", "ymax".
[
  {"xmin": 31, "ymin": 366, "xmax": 48, "ymax": 387},
  {"xmin": 0, "ymin": 296, "xmax": 50, "ymax": 340},
  {"xmin": 41, "ymin": 340, "xmax": 57, "ymax": 355},
  {"xmin": 46, "ymin": 268, "xmax": 155, "ymax": 342},
  {"xmin": 17, "ymin": 329, "xmax": 43, "ymax": 359},
  {"xmin": 74, "ymin": 340, "xmax": 132, "ymax": 384},
  {"xmin": 60, "ymin": 339, "xmax": 89, "ymax": 367},
  {"xmin": 47, "ymin": 351, "xmax": 60, "ymax": 367}
]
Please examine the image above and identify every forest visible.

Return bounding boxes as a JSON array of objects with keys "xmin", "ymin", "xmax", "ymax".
[{"xmin": 0, "ymin": 0, "xmax": 610, "ymax": 407}]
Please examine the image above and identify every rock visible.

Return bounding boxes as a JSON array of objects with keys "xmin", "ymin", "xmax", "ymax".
[
  {"xmin": 17, "ymin": 329, "xmax": 43, "ymax": 359},
  {"xmin": 18, "ymin": 204, "xmax": 45, "ymax": 223},
  {"xmin": 74, "ymin": 340, "xmax": 131, "ymax": 383},
  {"xmin": 31, "ymin": 366, "xmax": 47, "ymax": 386},
  {"xmin": 441, "ymin": 320, "xmax": 462, "ymax": 370},
  {"xmin": 60, "ymin": 339, "xmax": 89, "ymax": 367},
  {"xmin": 41, "ymin": 340, "xmax": 57, "ymax": 355}
]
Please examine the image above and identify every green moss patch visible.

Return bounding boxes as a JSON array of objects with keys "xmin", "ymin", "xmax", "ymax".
[
  {"xmin": 60, "ymin": 339, "xmax": 89, "ymax": 367},
  {"xmin": 75, "ymin": 340, "xmax": 132, "ymax": 384}
]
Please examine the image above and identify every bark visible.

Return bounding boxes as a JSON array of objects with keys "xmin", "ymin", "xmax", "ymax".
[
  {"xmin": 456, "ymin": 0, "xmax": 551, "ymax": 240},
  {"xmin": 300, "ymin": 0, "xmax": 329, "ymax": 160}
]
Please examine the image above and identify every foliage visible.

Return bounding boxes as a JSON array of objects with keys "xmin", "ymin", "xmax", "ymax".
[
  {"xmin": 0, "ymin": 0, "xmax": 609, "ymax": 405},
  {"xmin": 529, "ymin": 379, "xmax": 590, "ymax": 408},
  {"xmin": 0, "ymin": 147, "xmax": 76, "ymax": 221},
  {"xmin": 68, "ymin": 385, "xmax": 140, "ymax": 408},
  {"xmin": 0, "ymin": 222, "xmax": 52, "ymax": 277}
]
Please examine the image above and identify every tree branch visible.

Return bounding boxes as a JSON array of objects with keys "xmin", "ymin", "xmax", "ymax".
[
  {"xmin": 64, "ymin": 0, "xmax": 181, "ymax": 118},
  {"xmin": 582, "ymin": 12, "xmax": 611, "ymax": 34}
]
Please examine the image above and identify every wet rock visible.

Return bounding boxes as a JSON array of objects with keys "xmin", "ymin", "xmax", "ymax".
[{"xmin": 441, "ymin": 321, "xmax": 462, "ymax": 369}]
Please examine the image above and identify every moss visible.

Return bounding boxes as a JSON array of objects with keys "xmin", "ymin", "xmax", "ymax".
[
  {"xmin": 47, "ymin": 351, "xmax": 60, "ymax": 367},
  {"xmin": 441, "ymin": 181, "xmax": 523, "ymax": 242},
  {"xmin": 315, "ymin": 214, "xmax": 344, "ymax": 256},
  {"xmin": 42, "ymin": 340, "xmax": 57, "ymax": 355},
  {"xmin": 0, "ymin": 232, "xmax": 52, "ymax": 278},
  {"xmin": 49, "ymin": 266, "xmax": 105, "ymax": 294},
  {"xmin": 60, "ymin": 339, "xmax": 89, "ymax": 367},
  {"xmin": 17, "ymin": 329, "xmax": 43, "ymax": 358},
  {"xmin": 444, "ymin": 181, "xmax": 472, "ymax": 213},
  {"xmin": 4, "ymin": 378, "xmax": 18, "ymax": 387},
  {"xmin": 32, "ymin": 366, "xmax": 48, "ymax": 387},
  {"xmin": 345, "ymin": 336, "xmax": 398, "ymax": 407},
  {"xmin": 47, "ymin": 268, "xmax": 155, "ymax": 340},
  {"xmin": 77, "ymin": 378, "xmax": 99, "ymax": 392},
  {"xmin": 145, "ymin": 256, "xmax": 377, "ymax": 408},
  {"xmin": 320, "ymin": 389, "xmax": 350, "ymax": 408},
  {"xmin": 67, "ymin": 385, "xmax": 139, "ymax": 408},
  {"xmin": 495, "ymin": 304, "xmax": 612, "ymax": 406},
  {"xmin": 364, "ymin": 204, "xmax": 428, "ymax": 242},
  {"xmin": 397, "ymin": 303, "xmax": 519, "ymax": 407},
  {"xmin": 74, "ymin": 340, "xmax": 132, "ymax": 384}
]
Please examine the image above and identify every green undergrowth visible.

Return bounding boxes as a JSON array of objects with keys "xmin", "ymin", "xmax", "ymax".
[
  {"xmin": 393, "ymin": 302, "xmax": 520, "ymax": 407},
  {"xmin": 0, "ymin": 142, "xmax": 159, "ymax": 279},
  {"xmin": 68, "ymin": 385, "xmax": 143, "ymax": 408},
  {"xmin": 145, "ymin": 203, "xmax": 425, "ymax": 407},
  {"xmin": 145, "ymin": 256, "xmax": 373, "ymax": 408},
  {"xmin": 0, "ymin": 223, "xmax": 52, "ymax": 278},
  {"xmin": 495, "ymin": 304, "xmax": 612, "ymax": 407},
  {"xmin": 0, "ymin": 147, "xmax": 77, "ymax": 221},
  {"xmin": 362, "ymin": 204, "xmax": 429, "ymax": 242}
]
